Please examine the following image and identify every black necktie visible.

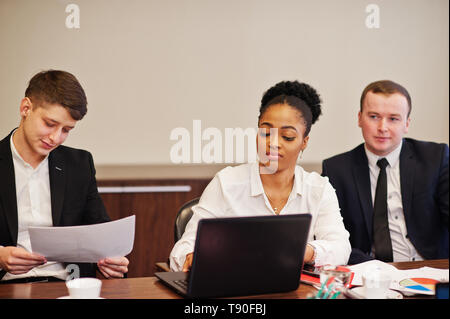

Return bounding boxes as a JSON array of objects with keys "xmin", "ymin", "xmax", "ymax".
[{"xmin": 373, "ymin": 158, "xmax": 393, "ymax": 262}]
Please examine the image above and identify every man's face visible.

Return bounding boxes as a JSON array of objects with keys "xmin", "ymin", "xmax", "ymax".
[
  {"xmin": 20, "ymin": 98, "xmax": 77, "ymax": 160},
  {"xmin": 358, "ymin": 91, "xmax": 410, "ymax": 156}
]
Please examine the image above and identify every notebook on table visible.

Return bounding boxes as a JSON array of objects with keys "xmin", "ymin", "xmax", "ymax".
[{"xmin": 155, "ymin": 213, "xmax": 312, "ymax": 298}]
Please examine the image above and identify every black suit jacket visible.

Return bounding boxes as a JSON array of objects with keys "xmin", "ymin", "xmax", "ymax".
[
  {"xmin": 0, "ymin": 131, "xmax": 110, "ymax": 279},
  {"xmin": 322, "ymin": 138, "xmax": 449, "ymax": 264}
]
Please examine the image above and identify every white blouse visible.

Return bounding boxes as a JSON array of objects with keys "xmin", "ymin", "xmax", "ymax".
[{"xmin": 170, "ymin": 162, "xmax": 351, "ymax": 271}]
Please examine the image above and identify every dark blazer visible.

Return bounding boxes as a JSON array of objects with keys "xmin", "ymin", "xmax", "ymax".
[
  {"xmin": 0, "ymin": 131, "xmax": 110, "ymax": 279},
  {"xmin": 322, "ymin": 138, "xmax": 449, "ymax": 264}
]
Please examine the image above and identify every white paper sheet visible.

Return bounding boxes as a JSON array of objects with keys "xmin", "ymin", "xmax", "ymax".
[
  {"xmin": 348, "ymin": 260, "xmax": 398, "ymax": 286},
  {"xmin": 348, "ymin": 260, "xmax": 449, "ymax": 295},
  {"xmin": 29, "ymin": 215, "xmax": 135, "ymax": 263}
]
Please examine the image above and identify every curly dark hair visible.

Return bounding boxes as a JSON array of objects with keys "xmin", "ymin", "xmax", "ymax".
[{"xmin": 259, "ymin": 80, "xmax": 322, "ymax": 136}]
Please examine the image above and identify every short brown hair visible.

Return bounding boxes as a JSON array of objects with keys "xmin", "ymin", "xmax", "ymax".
[
  {"xmin": 360, "ymin": 80, "xmax": 412, "ymax": 117},
  {"xmin": 25, "ymin": 70, "xmax": 87, "ymax": 120}
]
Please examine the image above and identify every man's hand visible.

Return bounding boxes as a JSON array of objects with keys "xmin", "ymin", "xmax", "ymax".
[
  {"xmin": 97, "ymin": 257, "xmax": 129, "ymax": 278},
  {"xmin": 0, "ymin": 246, "xmax": 47, "ymax": 274}
]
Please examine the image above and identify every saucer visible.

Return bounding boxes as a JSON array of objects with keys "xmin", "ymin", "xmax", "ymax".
[
  {"xmin": 351, "ymin": 287, "xmax": 403, "ymax": 299},
  {"xmin": 57, "ymin": 296, "xmax": 105, "ymax": 299}
]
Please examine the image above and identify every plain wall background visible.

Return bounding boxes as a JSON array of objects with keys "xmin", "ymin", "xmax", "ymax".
[{"xmin": 0, "ymin": 0, "xmax": 448, "ymax": 166}]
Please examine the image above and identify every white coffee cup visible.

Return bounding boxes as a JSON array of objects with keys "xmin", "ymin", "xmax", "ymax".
[
  {"xmin": 66, "ymin": 278, "xmax": 102, "ymax": 299},
  {"xmin": 362, "ymin": 269, "xmax": 392, "ymax": 299}
]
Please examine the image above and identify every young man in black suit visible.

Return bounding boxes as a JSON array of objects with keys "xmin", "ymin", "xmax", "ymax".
[
  {"xmin": 322, "ymin": 80, "xmax": 448, "ymax": 265},
  {"xmin": 0, "ymin": 70, "xmax": 129, "ymax": 282}
]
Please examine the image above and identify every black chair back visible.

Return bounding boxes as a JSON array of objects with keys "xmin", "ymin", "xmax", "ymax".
[{"xmin": 174, "ymin": 197, "xmax": 199, "ymax": 242}]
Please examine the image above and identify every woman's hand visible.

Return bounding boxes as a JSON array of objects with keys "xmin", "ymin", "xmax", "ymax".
[
  {"xmin": 304, "ymin": 244, "xmax": 315, "ymax": 264},
  {"xmin": 182, "ymin": 253, "xmax": 193, "ymax": 272}
]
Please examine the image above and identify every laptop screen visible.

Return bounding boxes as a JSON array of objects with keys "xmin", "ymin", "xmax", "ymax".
[{"xmin": 187, "ymin": 214, "xmax": 312, "ymax": 298}]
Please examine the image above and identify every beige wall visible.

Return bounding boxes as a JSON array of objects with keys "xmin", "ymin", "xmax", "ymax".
[{"xmin": 1, "ymin": 0, "xmax": 448, "ymax": 172}]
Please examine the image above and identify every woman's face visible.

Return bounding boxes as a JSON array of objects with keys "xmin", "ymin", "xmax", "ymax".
[{"xmin": 257, "ymin": 103, "xmax": 309, "ymax": 173}]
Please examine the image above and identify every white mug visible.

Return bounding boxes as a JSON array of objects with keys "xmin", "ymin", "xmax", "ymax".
[{"xmin": 65, "ymin": 278, "xmax": 102, "ymax": 299}]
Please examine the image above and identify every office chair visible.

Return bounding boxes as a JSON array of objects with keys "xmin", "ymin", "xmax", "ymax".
[
  {"xmin": 155, "ymin": 197, "xmax": 200, "ymax": 272},
  {"xmin": 174, "ymin": 197, "xmax": 199, "ymax": 242}
]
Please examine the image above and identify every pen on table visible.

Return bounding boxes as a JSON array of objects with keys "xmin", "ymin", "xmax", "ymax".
[
  {"xmin": 318, "ymin": 276, "xmax": 335, "ymax": 299},
  {"xmin": 315, "ymin": 281, "xmax": 327, "ymax": 298},
  {"xmin": 322, "ymin": 283, "xmax": 335, "ymax": 299},
  {"xmin": 330, "ymin": 291, "xmax": 341, "ymax": 299}
]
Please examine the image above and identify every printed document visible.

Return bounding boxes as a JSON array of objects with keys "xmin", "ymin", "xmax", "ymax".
[{"xmin": 29, "ymin": 215, "xmax": 135, "ymax": 263}]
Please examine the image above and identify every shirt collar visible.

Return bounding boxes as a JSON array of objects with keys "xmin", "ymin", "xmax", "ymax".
[
  {"xmin": 293, "ymin": 165, "xmax": 303, "ymax": 196},
  {"xmin": 250, "ymin": 161, "xmax": 303, "ymax": 197},
  {"xmin": 364, "ymin": 139, "xmax": 403, "ymax": 168},
  {"xmin": 10, "ymin": 130, "xmax": 49, "ymax": 170},
  {"xmin": 250, "ymin": 162, "xmax": 264, "ymax": 196}
]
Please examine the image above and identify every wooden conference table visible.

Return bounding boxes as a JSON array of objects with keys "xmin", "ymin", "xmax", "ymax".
[{"xmin": 0, "ymin": 259, "xmax": 447, "ymax": 299}]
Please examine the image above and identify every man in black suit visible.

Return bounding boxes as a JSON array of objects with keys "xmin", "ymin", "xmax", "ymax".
[
  {"xmin": 322, "ymin": 80, "xmax": 448, "ymax": 265},
  {"xmin": 0, "ymin": 70, "xmax": 129, "ymax": 282}
]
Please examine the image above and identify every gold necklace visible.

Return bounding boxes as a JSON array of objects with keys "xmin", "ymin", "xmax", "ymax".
[{"xmin": 265, "ymin": 191, "xmax": 288, "ymax": 214}]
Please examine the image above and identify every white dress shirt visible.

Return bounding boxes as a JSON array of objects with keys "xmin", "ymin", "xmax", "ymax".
[
  {"xmin": 1, "ymin": 132, "xmax": 67, "ymax": 281},
  {"xmin": 169, "ymin": 162, "xmax": 351, "ymax": 271},
  {"xmin": 365, "ymin": 141, "xmax": 424, "ymax": 262}
]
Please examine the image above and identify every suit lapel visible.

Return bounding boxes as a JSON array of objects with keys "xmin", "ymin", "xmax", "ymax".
[
  {"xmin": 352, "ymin": 145, "xmax": 374, "ymax": 240},
  {"xmin": 399, "ymin": 139, "xmax": 415, "ymax": 225},
  {"xmin": 0, "ymin": 133, "xmax": 19, "ymax": 244},
  {"xmin": 49, "ymin": 148, "xmax": 66, "ymax": 226}
]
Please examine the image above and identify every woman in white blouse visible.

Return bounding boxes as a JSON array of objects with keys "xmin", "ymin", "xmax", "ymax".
[{"xmin": 170, "ymin": 80, "xmax": 351, "ymax": 271}]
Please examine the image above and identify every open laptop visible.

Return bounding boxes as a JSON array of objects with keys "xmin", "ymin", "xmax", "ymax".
[{"xmin": 155, "ymin": 213, "xmax": 312, "ymax": 298}]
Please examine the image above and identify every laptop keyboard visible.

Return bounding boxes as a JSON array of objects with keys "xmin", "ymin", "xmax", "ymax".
[{"xmin": 174, "ymin": 279, "xmax": 189, "ymax": 290}]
